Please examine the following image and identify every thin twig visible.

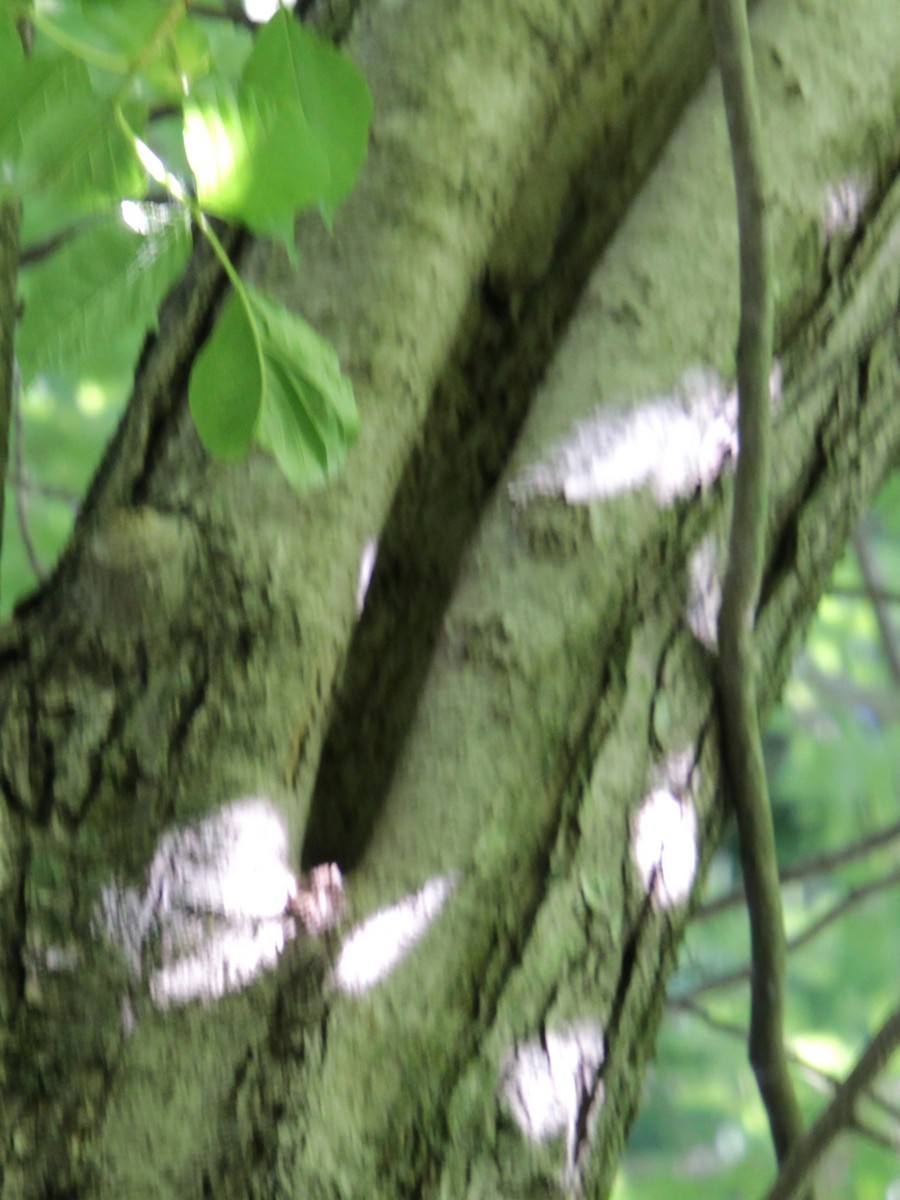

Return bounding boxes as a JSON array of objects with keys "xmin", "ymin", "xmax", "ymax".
[
  {"xmin": 829, "ymin": 584, "xmax": 900, "ymax": 605},
  {"xmin": 765, "ymin": 1003, "xmax": 900, "ymax": 1200},
  {"xmin": 672, "ymin": 998, "xmax": 900, "ymax": 1133},
  {"xmin": 792, "ymin": 654, "xmax": 900, "ymax": 728},
  {"xmin": 708, "ymin": 0, "xmax": 807, "ymax": 1175},
  {"xmin": 847, "ymin": 1114, "xmax": 900, "ymax": 1156},
  {"xmin": 698, "ymin": 818, "xmax": 900, "ymax": 918},
  {"xmin": 785, "ymin": 866, "xmax": 900, "ymax": 956},
  {"xmin": 5, "ymin": 471, "xmax": 80, "ymax": 509},
  {"xmin": 682, "ymin": 866, "xmax": 900, "ymax": 999}
]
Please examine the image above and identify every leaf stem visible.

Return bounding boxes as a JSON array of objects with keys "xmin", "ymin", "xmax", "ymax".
[
  {"xmin": 30, "ymin": 0, "xmax": 189, "ymax": 78},
  {"xmin": 113, "ymin": 106, "xmax": 264, "ymax": 385}
]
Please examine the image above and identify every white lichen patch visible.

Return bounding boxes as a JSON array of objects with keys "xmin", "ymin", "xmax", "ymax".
[
  {"xmin": 633, "ymin": 786, "xmax": 698, "ymax": 909},
  {"xmin": 508, "ymin": 367, "xmax": 736, "ymax": 507},
  {"xmin": 687, "ymin": 533, "xmax": 722, "ymax": 650},
  {"xmin": 332, "ymin": 873, "xmax": 455, "ymax": 995},
  {"xmin": 97, "ymin": 797, "xmax": 300, "ymax": 1008},
  {"xmin": 822, "ymin": 175, "xmax": 869, "ymax": 240},
  {"xmin": 356, "ymin": 536, "xmax": 379, "ymax": 614},
  {"xmin": 501, "ymin": 1021, "xmax": 605, "ymax": 1184}
]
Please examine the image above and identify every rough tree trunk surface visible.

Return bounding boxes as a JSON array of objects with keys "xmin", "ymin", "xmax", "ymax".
[{"xmin": 1, "ymin": 0, "xmax": 899, "ymax": 1197}]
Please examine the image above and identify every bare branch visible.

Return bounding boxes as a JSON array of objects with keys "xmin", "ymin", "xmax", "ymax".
[
  {"xmin": 829, "ymin": 584, "xmax": 900, "ymax": 606},
  {"xmin": 682, "ymin": 866, "xmax": 900, "ymax": 1000},
  {"xmin": 708, "ymin": 0, "xmax": 807, "ymax": 1174},
  {"xmin": 673, "ymin": 998, "xmax": 900, "ymax": 1133},
  {"xmin": 186, "ymin": 1, "xmax": 255, "ymax": 29},
  {"xmin": 765, "ymin": 1003, "xmax": 900, "ymax": 1200},
  {"xmin": 673, "ymin": 998, "xmax": 900, "ymax": 1169},
  {"xmin": 785, "ymin": 866, "xmax": 900, "ymax": 956},
  {"xmin": 5, "ymin": 471, "xmax": 80, "ymax": 509},
  {"xmin": 697, "ymin": 818, "xmax": 900, "ymax": 919}
]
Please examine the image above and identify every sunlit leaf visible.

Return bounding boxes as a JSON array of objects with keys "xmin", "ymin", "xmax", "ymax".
[
  {"xmin": 183, "ymin": 9, "xmax": 371, "ymax": 235},
  {"xmin": 183, "ymin": 78, "xmax": 325, "ymax": 237},
  {"xmin": 17, "ymin": 206, "xmax": 192, "ymax": 383},
  {"xmin": 243, "ymin": 9, "xmax": 372, "ymax": 211}
]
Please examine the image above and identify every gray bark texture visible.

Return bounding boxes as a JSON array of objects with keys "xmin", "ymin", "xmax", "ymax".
[{"xmin": 2, "ymin": 0, "xmax": 900, "ymax": 1196}]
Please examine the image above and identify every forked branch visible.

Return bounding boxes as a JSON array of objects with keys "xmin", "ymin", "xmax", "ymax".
[{"xmin": 764, "ymin": 1003, "xmax": 900, "ymax": 1200}]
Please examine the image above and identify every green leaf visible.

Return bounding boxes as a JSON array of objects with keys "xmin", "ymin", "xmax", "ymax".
[
  {"xmin": 243, "ymin": 9, "xmax": 372, "ymax": 210},
  {"xmin": 0, "ymin": 12, "xmax": 24, "ymax": 86},
  {"xmin": 183, "ymin": 9, "xmax": 371, "ymax": 235},
  {"xmin": 182, "ymin": 75, "xmax": 331, "ymax": 238},
  {"xmin": 17, "ymin": 206, "xmax": 192, "ymax": 383},
  {"xmin": 31, "ymin": 0, "xmax": 183, "ymax": 72},
  {"xmin": 249, "ymin": 286, "xmax": 358, "ymax": 488},
  {"xmin": 27, "ymin": 1, "xmax": 211, "ymax": 102},
  {"xmin": 188, "ymin": 282, "xmax": 358, "ymax": 489},
  {"xmin": 141, "ymin": 16, "xmax": 211, "ymax": 101},
  {"xmin": 201, "ymin": 18, "xmax": 253, "ymax": 83},
  {"xmin": 189, "ymin": 289, "xmax": 262, "ymax": 462},
  {"xmin": 0, "ymin": 49, "xmax": 147, "ymax": 211}
]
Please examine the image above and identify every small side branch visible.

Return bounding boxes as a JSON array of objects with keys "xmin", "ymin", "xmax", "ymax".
[
  {"xmin": 708, "ymin": 0, "xmax": 808, "ymax": 1180},
  {"xmin": 765, "ymin": 1003, "xmax": 900, "ymax": 1200},
  {"xmin": 678, "ymin": 864, "xmax": 900, "ymax": 999},
  {"xmin": 673, "ymin": 998, "xmax": 900, "ymax": 1135},
  {"xmin": 697, "ymin": 817, "xmax": 900, "ymax": 918}
]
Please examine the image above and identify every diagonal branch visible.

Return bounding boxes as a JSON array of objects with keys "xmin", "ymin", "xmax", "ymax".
[
  {"xmin": 708, "ymin": 0, "xmax": 808, "ymax": 1178},
  {"xmin": 682, "ymin": 865, "xmax": 900, "ymax": 1000},
  {"xmin": 765, "ymin": 1003, "xmax": 900, "ymax": 1200},
  {"xmin": 697, "ymin": 817, "xmax": 900, "ymax": 918},
  {"xmin": 673, "ymin": 998, "xmax": 900, "ymax": 1138}
]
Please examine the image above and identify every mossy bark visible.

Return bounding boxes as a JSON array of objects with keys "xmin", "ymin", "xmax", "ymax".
[{"xmin": 1, "ymin": 1, "xmax": 899, "ymax": 1198}]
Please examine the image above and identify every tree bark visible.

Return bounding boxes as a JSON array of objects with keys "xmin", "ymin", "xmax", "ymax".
[{"xmin": 1, "ymin": 0, "xmax": 900, "ymax": 1197}]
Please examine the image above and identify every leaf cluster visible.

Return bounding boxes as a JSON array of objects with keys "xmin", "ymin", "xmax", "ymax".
[{"xmin": 1, "ymin": 0, "xmax": 372, "ymax": 490}]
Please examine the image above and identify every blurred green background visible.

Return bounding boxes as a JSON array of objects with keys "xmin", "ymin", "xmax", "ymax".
[{"xmin": 615, "ymin": 476, "xmax": 900, "ymax": 1198}]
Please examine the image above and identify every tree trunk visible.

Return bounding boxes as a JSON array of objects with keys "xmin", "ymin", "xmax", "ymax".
[{"xmin": 2, "ymin": 0, "xmax": 899, "ymax": 1196}]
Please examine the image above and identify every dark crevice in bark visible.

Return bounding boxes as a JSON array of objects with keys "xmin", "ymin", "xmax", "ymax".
[
  {"xmin": 0, "ymin": 768, "xmax": 31, "ymax": 825},
  {"xmin": 302, "ymin": 16, "xmax": 720, "ymax": 869},
  {"xmin": 0, "ymin": 827, "xmax": 29, "ymax": 1023},
  {"xmin": 168, "ymin": 651, "xmax": 212, "ymax": 764},
  {"xmin": 398, "ymin": 627, "xmax": 634, "ymax": 1197}
]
